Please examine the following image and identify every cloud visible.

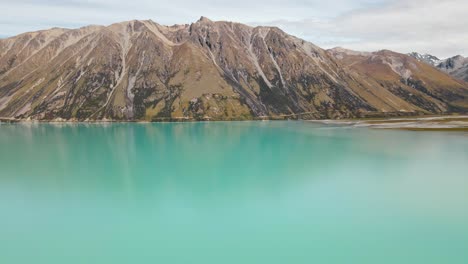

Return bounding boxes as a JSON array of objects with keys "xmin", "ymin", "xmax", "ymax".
[
  {"xmin": 0, "ymin": 0, "xmax": 384, "ymax": 34},
  {"xmin": 258, "ymin": 0, "xmax": 468, "ymax": 58},
  {"xmin": 0, "ymin": 0, "xmax": 465, "ymax": 57}
]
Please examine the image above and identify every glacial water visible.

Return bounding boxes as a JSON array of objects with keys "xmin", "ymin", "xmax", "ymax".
[{"xmin": 0, "ymin": 121, "xmax": 467, "ymax": 264}]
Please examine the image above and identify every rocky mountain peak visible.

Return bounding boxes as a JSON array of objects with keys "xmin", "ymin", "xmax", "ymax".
[
  {"xmin": 197, "ymin": 16, "xmax": 213, "ymax": 23},
  {"xmin": 408, "ymin": 52, "xmax": 441, "ymax": 66}
]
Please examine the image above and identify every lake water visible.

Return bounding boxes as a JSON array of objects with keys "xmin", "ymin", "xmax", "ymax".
[{"xmin": 0, "ymin": 121, "xmax": 467, "ymax": 264}]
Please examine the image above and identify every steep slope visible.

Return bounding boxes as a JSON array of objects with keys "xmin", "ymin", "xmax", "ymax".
[{"xmin": 1, "ymin": 18, "xmax": 467, "ymax": 121}]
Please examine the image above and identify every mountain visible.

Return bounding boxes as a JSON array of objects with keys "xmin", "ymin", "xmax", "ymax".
[
  {"xmin": 1, "ymin": 18, "xmax": 467, "ymax": 121},
  {"xmin": 437, "ymin": 55, "xmax": 468, "ymax": 82},
  {"xmin": 409, "ymin": 52, "xmax": 468, "ymax": 83},
  {"xmin": 408, "ymin": 52, "xmax": 442, "ymax": 66},
  {"xmin": 329, "ymin": 48, "xmax": 468, "ymax": 113}
]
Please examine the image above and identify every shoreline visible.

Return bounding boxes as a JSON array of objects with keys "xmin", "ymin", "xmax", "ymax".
[
  {"xmin": 0, "ymin": 110, "xmax": 434, "ymax": 123},
  {"xmin": 308, "ymin": 115, "xmax": 468, "ymax": 131},
  {"xmin": 2, "ymin": 115, "xmax": 468, "ymax": 131}
]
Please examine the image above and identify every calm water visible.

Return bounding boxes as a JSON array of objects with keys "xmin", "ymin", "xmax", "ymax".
[{"xmin": 0, "ymin": 121, "xmax": 467, "ymax": 264}]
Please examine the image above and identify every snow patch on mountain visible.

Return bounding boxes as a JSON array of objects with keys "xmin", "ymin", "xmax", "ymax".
[{"xmin": 408, "ymin": 52, "xmax": 442, "ymax": 66}]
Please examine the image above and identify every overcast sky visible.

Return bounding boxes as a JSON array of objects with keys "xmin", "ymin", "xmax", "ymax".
[{"xmin": 0, "ymin": 0, "xmax": 466, "ymax": 58}]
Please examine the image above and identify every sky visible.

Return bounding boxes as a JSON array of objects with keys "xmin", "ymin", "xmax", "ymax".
[{"xmin": 0, "ymin": 0, "xmax": 466, "ymax": 58}]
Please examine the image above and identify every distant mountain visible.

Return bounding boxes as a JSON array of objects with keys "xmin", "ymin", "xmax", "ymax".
[
  {"xmin": 409, "ymin": 52, "xmax": 468, "ymax": 83},
  {"xmin": 1, "ymin": 18, "xmax": 467, "ymax": 121},
  {"xmin": 437, "ymin": 55, "xmax": 468, "ymax": 82},
  {"xmin": 408, "ymin": 52, "xmax": 442, "ymax": 66}
]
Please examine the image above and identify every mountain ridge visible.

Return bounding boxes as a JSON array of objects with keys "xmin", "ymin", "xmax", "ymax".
[{"xmin": 1, "ymin": 18, "xmax": 467, "ymax": 121}]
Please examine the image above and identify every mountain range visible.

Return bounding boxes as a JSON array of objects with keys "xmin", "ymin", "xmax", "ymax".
[{"xmin": 1, "ymin": 17, "xmax": 467, "ymax": 121}]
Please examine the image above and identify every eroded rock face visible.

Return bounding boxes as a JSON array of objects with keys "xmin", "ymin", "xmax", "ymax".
[{"xmin": 1, "ymin": 18, "xmax": 467, "ymax": 121}]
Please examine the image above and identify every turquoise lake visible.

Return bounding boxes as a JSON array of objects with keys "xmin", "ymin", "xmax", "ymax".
[{"xmin": 0, "ymin": 121, "xmax": 467, "ymax": 264}]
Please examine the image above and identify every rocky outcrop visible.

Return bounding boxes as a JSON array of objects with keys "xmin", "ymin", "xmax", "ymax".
[{"xmin": 1, "ymin": 18, "xmax": 467, "ymax": 121}]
